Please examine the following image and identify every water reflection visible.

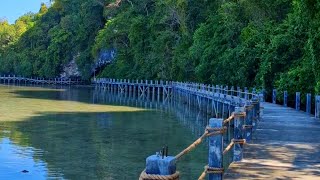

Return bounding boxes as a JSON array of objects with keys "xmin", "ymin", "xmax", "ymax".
[
  {"xmin": 93, "ymin": 87, "xmax": 210, "ymax": 137},
  {"xmin": 0, "ymin": 85, "xmax": 210, "ymax": 179},
  {"xmin": 0, "ymin": 137, "xmax": 62, "ymax": 180}
]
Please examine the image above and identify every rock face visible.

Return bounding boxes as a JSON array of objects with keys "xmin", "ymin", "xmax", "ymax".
[
  {"xmin": 60, "ymin": 59, "xmax": 81, "ymax": 78},
  {"xmin": 60, "ymin": 49, "xmax": 116, "ymax": 79}
]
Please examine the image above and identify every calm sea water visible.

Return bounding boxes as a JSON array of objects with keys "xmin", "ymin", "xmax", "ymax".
[{"xmin": 0, "ymin": 85, "xmax": 208, "ymax": 180}]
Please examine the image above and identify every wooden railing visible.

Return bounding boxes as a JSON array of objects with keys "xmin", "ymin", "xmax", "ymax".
[
  {"xmin": 270, "ymin": 89, "xmax": 320, "ymax": 118},
  {"xmin": 0, "ymin": 75, "xmax": 84, "ymax": 85}
]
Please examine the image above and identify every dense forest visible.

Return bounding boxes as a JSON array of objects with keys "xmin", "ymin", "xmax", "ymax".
[{"xmin": 1, "ymin": 0, "xmax": 320, "ymax": 96}]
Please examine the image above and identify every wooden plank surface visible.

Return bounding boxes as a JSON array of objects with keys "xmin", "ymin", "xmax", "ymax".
[{"xmin": 224, "ymin": 102, "xmax": 320, "ymax": 179}]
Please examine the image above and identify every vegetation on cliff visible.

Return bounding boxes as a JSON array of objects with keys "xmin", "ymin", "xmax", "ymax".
[{"xmin": 1, "ymin": 0, "xmax": 320, "ymax": 96}]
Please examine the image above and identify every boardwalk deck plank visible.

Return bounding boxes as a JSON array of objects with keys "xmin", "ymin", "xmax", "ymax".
[{"xmin": 224, "ymin": 102, "xmax": 320, "ymax": 179}]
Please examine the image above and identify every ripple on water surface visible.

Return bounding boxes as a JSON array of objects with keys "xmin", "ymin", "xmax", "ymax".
[{"xmin": 0, "ymin": 137, "xmax": 64, "ymax": 179}]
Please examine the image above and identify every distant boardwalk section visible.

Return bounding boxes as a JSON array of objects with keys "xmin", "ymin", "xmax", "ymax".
[{"xmin": 0, "ymin": 75, "xmax": 84, "ymax": 85}]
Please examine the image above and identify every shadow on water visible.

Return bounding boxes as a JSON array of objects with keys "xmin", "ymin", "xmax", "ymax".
[
  {"xmin": 0, "ymin": 85, "xmax": 212, "ymax": 179},
  {"xmin": 0, "ymin": 111, "xmax": 208, "ymax": 179},
  {"xmin": 7, "ymin": 85, "xmax": 175, "ymax": 112},
  {"xmin": 7, "ymin": 86, "xmax": 94, "ymax": 104},
  {"xmin": 8, "ymin": 85, "xmax": 211, "ymax": 138}
]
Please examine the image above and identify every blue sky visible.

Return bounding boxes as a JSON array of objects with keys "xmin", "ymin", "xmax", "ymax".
[{"xmin": 0, "ymin": 0, "xmax": 50, "ymax": 24}]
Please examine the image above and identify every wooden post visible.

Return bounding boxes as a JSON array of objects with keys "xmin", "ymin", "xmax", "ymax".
[
  {"xmin": 234, "ymin": 107, "xmax": 245, "ymax": 162},
  {"xmin": 208, "ymin": 118, "xmax": 223, "ymax": 180},
  {"xmin": 162, "ymin": 81, "xmax": 166, "ymax": 102},
  {"xmin": 110, "ymin": 81, "xmax": 113, "ymax": 93},
  {"xmin": 124, "ymin": 79, "xmax": 128, "ymax": 94},
  {"xmin": 133, "ymin": 81, "xmax": 136, "ymax": 97},
  {"xmin": 158, "ymin": 156, "xmax": 176, "ymax": 175},
  {"xmin": 129, "ymin": 80, "xmax": 132, "ymax": 98},
  {"xmin": 283, "ymin": 91, "xmax": 288, "ymax": 107},
  {"xmin": 296, "ymin": 92, "xmax": 300, "ymax": 111},
  {"xmin": 145, "ymin": 154, "xmax": 176, "ymax": 176},
  {"xmin": 259, "ymin": 92, "xmax": 264, "ymax": 102},
  {"xmin": 140, "ymin": 79, "xmax": 143, "ymax": 95},
  {"xmin": 237, "ymin": 87, "xmax": 240, "ymax": 97},
  {"xmin": 157, "ymin": 81, "xmax": 160, "ymax": 102},
  {"xmin": 261, "ymin": 89, "xmax": 266, "ymax": 102},
  {"xmin": 231, "ymin": 86, "xmax": 234, "ymax": 96},
  {"xmin": 244, "ymin": 89, "xmax": 248, "ymax": 100},
  {"xmin": 306, "ymin": 93, "xmax": 311, "ymax": 114},
  {"xmin": 315, "ymin": 95, "xmax": 320, "ymax": 118},
  {"xmin": 152, "ymin": 80, "xmax": 155, "ymax": 101},
  {"xmin": 272, "ymin": 89, "xmax": 276, "ymax": 104},
  {"xmin": 252, "ymin": 97, "xmax": 259, "ymax": 131},
  {"xmin": 244, "ymin": 105, "xmax": 253, "ymax": 141}
]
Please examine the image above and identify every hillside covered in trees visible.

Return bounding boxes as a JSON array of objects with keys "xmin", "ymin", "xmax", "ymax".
[{"xmin": 1, "ymin": 0, "xmax": 320, "ymax": 95}]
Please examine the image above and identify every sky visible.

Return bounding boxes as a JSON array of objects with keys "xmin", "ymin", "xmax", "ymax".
[{"xmin": 0, "ymin": 0, "xmax": 50, "ymax": 24}]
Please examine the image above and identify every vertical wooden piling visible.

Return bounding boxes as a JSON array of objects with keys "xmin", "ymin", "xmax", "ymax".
[
  {"xmin": 244, "ymin": 105, "xmax": 253, "ymax": 141},
  {"xmin": 315, "ymin": 95, "xmax": 320, "ymax": 118},
  {"xmin": 237, "ymin": 87, "xmax": 240, "ymax": 97},
  {"xmin": 272, "ymin": 89, "xmax": 277, "ymax": 104},
  {"xmin": 234, "ymin": 107, "xmax": 245, "ymax": 162},
  {"xmin": 157, "ymin": 81, "xmax": 160, "ymax": 102},
  {"xmin": 306, "ymin": 93, "xmax": 311, "ymax": 114},
  {"xmin": 244, "ymin": 89, "xmax": 248, "ymax": 100},
  {"xmin": 252, "ymin": 97, "xmax": 259, "ymax": 131},
  {"xmin": 284, "ymin": 91, "xmax": 288, "ymax": 107},
  {"xmin": 147, "ymin": 80, "xmax": 150, "ymax": 100},
  {"xmin": 231, "ymin": 86, "xmax": 234, "ymax": 96},
  {"xmin": 208, "ymin": 118, "xmax": 223, "ymax": 180},
  {"xmin": 296, "ymin": 92, "xmax": 300, "ymax": 111}
]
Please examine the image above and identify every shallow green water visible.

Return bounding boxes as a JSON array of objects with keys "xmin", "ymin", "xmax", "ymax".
[{"xmin": 0, "ymin": 85, "xmax": 208, "ymax": 180}]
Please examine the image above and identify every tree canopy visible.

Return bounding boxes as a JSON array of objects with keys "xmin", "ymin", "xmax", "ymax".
[{"xmin": 1, "ymin": 0, "xmax": 320, "ymax": 96}]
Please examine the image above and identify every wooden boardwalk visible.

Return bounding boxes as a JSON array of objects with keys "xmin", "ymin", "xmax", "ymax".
[
  {"xmin": 94, "ymin": 78, "xmax": 263, "ymax": 179},
  {"xmin": 95, "ymin": 79, "xmax": 320, "ymax": 179},
  {"xmin": 0, "ymin": 75, "xmax": 83, "ymax": 85},
  {"xmin": 224, "ymin": 102, "xmax": 320, "ymax": 179}
]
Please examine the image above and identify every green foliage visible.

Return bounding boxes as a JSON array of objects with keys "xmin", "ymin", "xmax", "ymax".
[
  {"xmin": 1, "ymin": 0, "xmax": 320, "ymax": 97},
  {"xmin": 0, "ymin": 0, "xmax": 104, "ymax": 78}
]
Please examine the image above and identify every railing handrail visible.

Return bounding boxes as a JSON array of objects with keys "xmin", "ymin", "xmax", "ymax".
[
  {"xmin": 94, "ymin": 78, "xmax": 261, "ymax": 102},
  {"xmin": 0, "ymin": 75, "xmax": 83, "ymax": 85}
]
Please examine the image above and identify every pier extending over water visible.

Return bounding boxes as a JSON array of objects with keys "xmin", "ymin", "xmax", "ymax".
[
  {"xmin": 95, "ymin": 78, "xmax": 320, "ymax": 180},
  {"xmin": 0, "ymin": 75, "xmax": 83, "ymax": 85},
  {"xmin": 94, "ymin": 78, "xmax": 260, "ymax": 180},
  {"xmin": 3, "ymin": 76, "xmax": 319, "ymax": 179}
]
